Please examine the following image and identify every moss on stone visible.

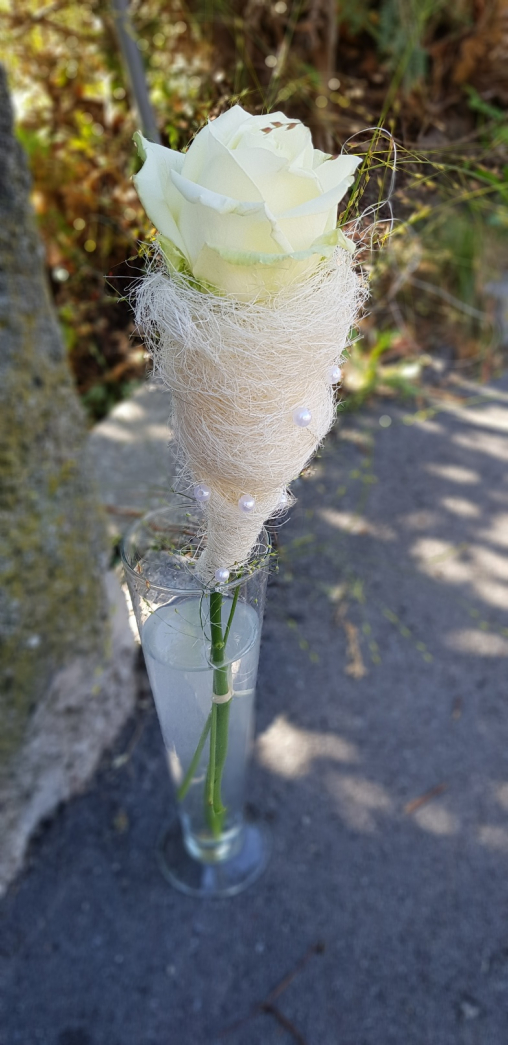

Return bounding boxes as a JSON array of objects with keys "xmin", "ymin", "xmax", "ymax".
[{"xmin": 0, "ymin": 67, "xmax": 109, "ymax": 772}]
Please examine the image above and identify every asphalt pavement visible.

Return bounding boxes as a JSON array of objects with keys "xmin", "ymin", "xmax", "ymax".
[{"xmin": 1, "ymin": 374, "xmax": 508, "ymax": 1045}]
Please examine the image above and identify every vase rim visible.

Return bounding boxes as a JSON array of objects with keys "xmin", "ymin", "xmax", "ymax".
[{"xmin": 120, "ymin": 503, "xmax": 272, "ymax": 596}]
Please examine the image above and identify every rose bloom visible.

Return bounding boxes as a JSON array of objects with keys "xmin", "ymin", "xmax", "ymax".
[{"xmin": 133, "ymin": 105, "xmax": 360, "ymax": 300}]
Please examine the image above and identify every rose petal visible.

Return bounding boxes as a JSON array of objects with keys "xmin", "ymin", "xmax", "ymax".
[
  {"xmin": 133, "ymin": 131, "xmax": 184, "ymax": 173},
  {"xmin": 228, "ymin": 111, "xmax": 314, "ymax": 165},
  {"xmin": 181, "ymin": 108, "xmax": 253, "ymax": 182},
  {"xmin": 192, "ymin": 227, "xmax": 354, "ymax": 299},
  {"xmin": 232, "ymin": 146, "xmax": 319, "ymax": 215},
  {"xmin": 193, "ymin": 244, "xmax": 322, "ymax": 299},
  {"xmin": 208, "ymin": 105, "xmax": 253, "ymax": 146},
  {"xmin": 178, "ymin": 197, "xmax": 292, "ymax": 264},
  {"xmin": 196, "ymin": 133, "xmax": 265, "ymax": 203},
  {"xmin": 170, "ymin": 168, "xmax": 265, "ymax": 216},
  {"xmin": 280, "ymin": 167, "xmax": 359, "ymax": 220},
  {"xmin": 209, "ymin": 226, "xmax": 354, "ymax": 264},
  {"xmin": 132, "ymin": 133, "xmax": 188, "ymax": 259},
  {"xmin": 169, "ymin": 169, "xmax": 294, "ymax": 260},
  {"xmin": 277, "ymin": 160, "xmax": 358, "ymax": 249},
  {"xmin": 230, "ymin": 145, "xmax": 287, "ymax": 179},
  {"xmin": 313, "ymin": 153, "xmax": 361, "ymax": 193},
  {"xmin": 180, "ymin": 123, "xmax": 210, "ymax": 183},
  {"xmin": 206, "ymin": 225, "xmax": 353, "ymax": 261},
  {"xmin": 278, "ymin": 211, "xmax": 330, "ymax": 252},
  {"xmin": 312, "ymin": 148, "xmax": 332, "ymax": 168}
]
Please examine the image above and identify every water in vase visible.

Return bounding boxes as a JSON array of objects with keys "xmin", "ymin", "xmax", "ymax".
[{"xmin": 141, "ymin": 595, "xmax": 261, "ymax": 859}]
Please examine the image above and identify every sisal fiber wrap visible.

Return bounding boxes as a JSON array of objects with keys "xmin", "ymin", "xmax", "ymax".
[{"xmin": 135, "ymin": 247, "xmax": 366, "ymax": 581}]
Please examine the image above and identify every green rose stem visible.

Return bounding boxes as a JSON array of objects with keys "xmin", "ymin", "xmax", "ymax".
[
  {"xmin": 176, "ymin": 585, "xmax": 240, "ymax": 840},
  {"xmin": 205, "ymin": 588, "xmax": 236, "ymax": 836}
]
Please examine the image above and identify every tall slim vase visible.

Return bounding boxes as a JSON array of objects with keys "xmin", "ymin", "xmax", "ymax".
[{"xmin": 121, "ymin": 503, "xmax": 271, "ymax": 897}]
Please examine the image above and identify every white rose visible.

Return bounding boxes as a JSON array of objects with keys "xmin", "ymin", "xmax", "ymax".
[{"xmin": 133, "ymin": 105, "xmax": 360, "ymax": 300}]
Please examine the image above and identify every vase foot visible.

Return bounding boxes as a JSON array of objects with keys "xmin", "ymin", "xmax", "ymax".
[{"xmin": 157, "ymin": 818, "xmax": 271, "ymax": 898}]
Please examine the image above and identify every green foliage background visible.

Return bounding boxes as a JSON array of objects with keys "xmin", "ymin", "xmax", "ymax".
[{"xmin": 1, "ymin": 0, "xmax": 507, "ymax": 417}]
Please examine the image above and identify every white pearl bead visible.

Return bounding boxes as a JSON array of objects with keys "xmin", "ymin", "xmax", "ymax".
[
  {"xmin": 214, "ymin": 567, "xmax": 230, "ymax": 584},
  {"xmin": 194, "ymin": 483, "xmax": 211, "ymax": 503},
  {"xmin": 278, "ymin": 490, "xmax": 289, "ymax": 507},
  {"xmin": 293, "ymin": 406, "xmax": 312, "ymax": 427},
  {"xmin": 238, "ymin": 493, "xmax": 255, "ymax": 513},
  {"xmin": 327, "ymin": 365, "xmax": 342, "ymax": 385}
]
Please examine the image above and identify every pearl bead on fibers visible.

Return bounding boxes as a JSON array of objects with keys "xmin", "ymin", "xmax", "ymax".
[
  {"xmin": 214, "ymin": 567, "xmax": 230, "ymax": 584},
  {"xmin": 238, "ymin": 493, "xmax": 255, "ymax": 513},
  {"xmin": 293, "ymin": 406, "xmax": 312, "ymax": 427},
  {"xmin": 278, "ymin": 490, "xmax": 289, "ymax": 507},
  {"xmin": 194, "ymin": 483, "xmax": 211, "ymax": 503},
  {"xmin": 327, "ymin": 365, "xmax": 342, "ymax": 384}
]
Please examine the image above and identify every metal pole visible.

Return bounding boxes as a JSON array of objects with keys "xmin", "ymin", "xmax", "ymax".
[{"xmin": 110, "ymin": 0, "xmax": 161, "ymax": 143}]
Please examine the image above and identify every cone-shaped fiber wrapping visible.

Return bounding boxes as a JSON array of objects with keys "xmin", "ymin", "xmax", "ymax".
[{"xmin": 135, "ymin": 248, "xmax": 366, "ymax": 581}]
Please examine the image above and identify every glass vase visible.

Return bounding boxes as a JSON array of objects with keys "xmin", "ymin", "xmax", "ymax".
[{"xmin": 121, "ymin": 502, "xmax": 271, "ymax": 897}]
